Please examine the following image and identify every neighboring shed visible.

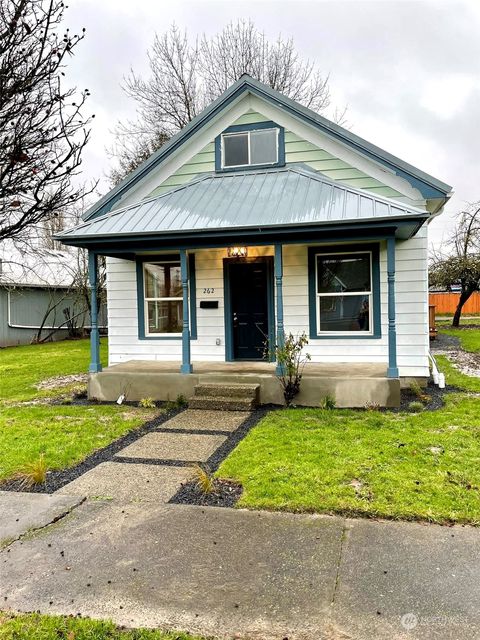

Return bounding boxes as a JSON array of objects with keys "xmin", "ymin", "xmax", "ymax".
[{"xmin": 0, "ymin": 243, "xmax": 107, "ymax": 347}]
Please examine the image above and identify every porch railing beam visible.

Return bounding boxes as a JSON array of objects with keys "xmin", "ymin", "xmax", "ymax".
[
  {"xmin": 274, "ymin": 243, "xmax": 285, "ymax": 375},
  {"xmin": 180, "ymin": 249, "xmax": 193, "ymax": 374},
  {"xmin": 387, "ymin": 236, "xmax": 399, "ymax": 378},
  {"xmin": 88, "ymin": 251, "xmax": 102, "ymax": 373}
]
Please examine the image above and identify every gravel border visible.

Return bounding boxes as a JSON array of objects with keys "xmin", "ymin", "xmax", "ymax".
[
  {"xmin": 171, "ymin": 479, "xmax": 243, "ymax": 507},
  {"xmin": 0, "ymin": 406, "xmax": 186, "ymax": 494}
]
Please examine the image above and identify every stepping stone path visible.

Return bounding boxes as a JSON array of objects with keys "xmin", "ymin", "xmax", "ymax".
[{"xmin": 56, "ymin": 409, "xmax": 249, "ymax": 503}]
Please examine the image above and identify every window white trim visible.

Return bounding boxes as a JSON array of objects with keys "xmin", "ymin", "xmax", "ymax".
[
  {"xmin": 221, "ymin": 127, "xmax": 279, "ymax": 169},
  {"xmin": 315, "ymin": 250, "xmax": 373, "ymax": 336},
  {"xmin": 143, "ymin": 261, "xmax": 182, "ymax": 338}
]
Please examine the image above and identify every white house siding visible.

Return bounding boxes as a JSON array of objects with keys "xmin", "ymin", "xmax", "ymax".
[
  {"xmin": 106, "ymin": 228, "xmax": 429, "ymax": 378},
  {"xmin": 282, "ymin": 226, "xmax": 429, "ymax": 377}
]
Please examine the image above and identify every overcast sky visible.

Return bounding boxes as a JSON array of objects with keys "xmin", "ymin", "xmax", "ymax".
[{"xmin": 66, "ymin": 0, "xmax": 480, "ymax": 249}]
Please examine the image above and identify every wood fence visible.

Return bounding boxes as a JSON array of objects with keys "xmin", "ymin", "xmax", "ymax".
[{"xmin": 429, "ymin": 292, "xmax": 480, "ymax": 315}]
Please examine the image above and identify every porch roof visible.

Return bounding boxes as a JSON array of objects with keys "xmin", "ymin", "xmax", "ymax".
[{"xmin": 58, "ymin": 165, "xmax": 428, "ymax": 247}]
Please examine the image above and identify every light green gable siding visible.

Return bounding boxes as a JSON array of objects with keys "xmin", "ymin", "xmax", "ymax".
[
  {"xmin": 148, "ymin": 110, "xmax": 404, "ymax": 200},
  {"xmin": 284, "ymin": 131, "xmax": 403, "ymax": 198},
  {"xmin": 149, "ymin": 142, "xmax": 215, "ymax": 197}
]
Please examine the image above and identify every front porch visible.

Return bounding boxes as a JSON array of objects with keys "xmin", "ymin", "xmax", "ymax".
[{"xmin": 89, "ymin": 360, "xmax": 401, "ymax": 408}]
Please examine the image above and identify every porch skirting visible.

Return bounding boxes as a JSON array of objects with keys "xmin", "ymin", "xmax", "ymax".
[{"xmin": 88, "ymin": 361, "xmax": 401, "ymax": 408}]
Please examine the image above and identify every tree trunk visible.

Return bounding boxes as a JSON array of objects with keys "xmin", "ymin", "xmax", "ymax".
[{"xmin": 452, "ymin": 290, "xmax": 473, "ymax": 327}]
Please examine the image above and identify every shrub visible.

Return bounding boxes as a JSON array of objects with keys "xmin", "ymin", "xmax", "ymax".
[
  {"xmin": 138, "ymin": 397, "xmax": 156, "ymax": 409},
  {"xmin": 14, "ymin": 454, "xmax": 47, "ymax": 488},
  {"xmin": 191, "ymin": 464, "xmax": 215, "ymax": 494},
  {"xmin": 270, "ymin": 332, "xmax": 311, "ymax": 406},
  {"xmin": 408, "ymin": 401, "xmax": 424, "ymax": 413},
  {"xmin": 320, "ymin": 395, "xmax": 336, "ymax": 410},
  {"xmin": 164, "ymin": 394, "xmax": 188, "ymax": 412}
]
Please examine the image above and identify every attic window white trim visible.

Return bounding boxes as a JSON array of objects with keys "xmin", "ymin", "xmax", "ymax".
[{"xmin": 221, "ymin": 127, "xmax": 279, "ymax": 169}]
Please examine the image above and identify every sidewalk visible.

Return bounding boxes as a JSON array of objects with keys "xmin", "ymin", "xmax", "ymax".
[{"xmin": 1, "ymin": 497, "xmax": 479, "ymax": 640}]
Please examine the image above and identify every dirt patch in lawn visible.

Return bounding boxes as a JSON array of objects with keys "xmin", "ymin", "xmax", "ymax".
[
  {"xmin": 35, "ymin": 373, "xmax": 88, "ymax": 390},
  {"xmin": 443, "ymin": 351, "xmax": 480, "ymax": 378}
]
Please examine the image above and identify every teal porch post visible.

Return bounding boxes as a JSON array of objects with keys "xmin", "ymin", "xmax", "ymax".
[
  {"xmin": 180, "ymin": 249, "xmax": 193, "ymax": 374},
  {"xmin": 387, "ymin": 236, "xmax": 399, "ymax": 378},
  {"xmin": 88, "ymin": 251, "xmax": 102, "ymax": 373},
  {"xmin": 274, "ymin": 243, "xmax": 285, "ymax": 375}
]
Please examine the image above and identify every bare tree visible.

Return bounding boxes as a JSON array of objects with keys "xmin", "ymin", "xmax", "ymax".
[
  {"xmin": 0, "ymin": 0, "xmax": 94, "ymax": 243},
  {"xmin": 430, "ymin": 202, "xmax": 480, "ymax": 327},
  {"xmin": 109, "ymin": 20, "xmax": 343, "ymax": 185}
]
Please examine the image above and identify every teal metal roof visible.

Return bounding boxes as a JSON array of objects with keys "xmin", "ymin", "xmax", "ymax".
[
  {"xmin": 83, "ymin": 75, "xmax": 452, "ymax": 222},
  {"xmin": 59, "ymin": 166, "xmax": 427, "ymax": 242}
]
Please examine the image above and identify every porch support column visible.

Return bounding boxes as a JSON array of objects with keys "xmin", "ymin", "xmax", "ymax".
[
  {"xmin": 387, "ymin": 236, "xmax": 399, "ymax": 378},
  {"xmin": 274, "ymin": 243, "xmax": 285, "ymax": 375},
  {"xmin": 180, "ymin": 249, "xmax": 193, "ymax": 374},
  {"xmin": 88, "ymin": 251, "xmax": 102, "ymax": 373}
]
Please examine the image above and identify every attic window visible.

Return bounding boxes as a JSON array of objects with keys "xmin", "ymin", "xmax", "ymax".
[{"xmin": 221, "ymin": 128, "xmax": 279, "ymax": 169}]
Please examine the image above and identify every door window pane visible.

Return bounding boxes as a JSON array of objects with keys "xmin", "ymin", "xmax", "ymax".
[
  {"xmin": 250, "ymin": 129, "xmax": 277, "ymax": 164},
  {"xmin": 145, "ymin": 263, "xmax": 181, "ymax": 298},
  {"xmin": 317, "ymin": 254, "xmax": 371, "ymax": 293},
  {"xmin": 223, "ymin": 133, "xmax": 248, "ymax": 167},
  {"xmin": 319, "ymin": 295, "xmax": 370, "ymax": 332},
  {"xmin": 147, "ymin": 300, "xmax": 182, "ymax": 334}
]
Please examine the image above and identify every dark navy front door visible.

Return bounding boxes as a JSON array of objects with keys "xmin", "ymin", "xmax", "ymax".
[{"xmin": 229, "ymin": 261, "xmax": 269, "ymax": 360}]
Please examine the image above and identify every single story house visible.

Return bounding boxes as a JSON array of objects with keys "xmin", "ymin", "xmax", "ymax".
[
  {"xmin": 0, "ymin": 243, "xmax": 107, "ymax": 347},
  {"xmin": 58, "ymin": 75, "xmax": 452, "ymax": 407}
]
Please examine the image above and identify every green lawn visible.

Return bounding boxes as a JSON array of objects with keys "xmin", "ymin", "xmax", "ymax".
[
  {"xmin": 0, "ymin": 339, "xmax": 158, "ymax": 482},
  {"xmin": 0, "ymin": 612, "xmax": 203, "ymax": 640},
  {"xmin": 439, "ymin": 327, "xmax": 480, "ymax": 353},
  {"xmin": 0, "ymin": 338, "xmax": 108, "ymax": 402},
  {"xmin": 218, "ymin": 361, "xmax": 480, "ymax": 525}
]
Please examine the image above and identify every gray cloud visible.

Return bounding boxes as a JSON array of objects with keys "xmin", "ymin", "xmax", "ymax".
[{"xmin": 64, "ymin": 0, "xmax": 480, "ymax": 247}]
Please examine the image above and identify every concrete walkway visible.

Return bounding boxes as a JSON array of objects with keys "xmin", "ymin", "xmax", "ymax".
[
  {"xmin": 1, "ymin": 499, "xmax": 480, "ymax": 640},
  {"xmin": 0, "ymin": 492, "xmax": 83, "ymax": 548},
  {"xmin": 55, "ymin": 409, "xmax": 248, "ymax": 502}
]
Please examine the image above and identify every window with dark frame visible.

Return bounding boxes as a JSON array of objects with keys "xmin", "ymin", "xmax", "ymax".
[
  {"xmin": 222, "ymin": 128, "xmax": 278, "ymax": 168},
  {"xmin": 315, "ymin": 252, "xmax": 373, "ymax": 334},
  {"xmin": 143, "ymin": 262, "xmax": 182, "ymax": 335}
]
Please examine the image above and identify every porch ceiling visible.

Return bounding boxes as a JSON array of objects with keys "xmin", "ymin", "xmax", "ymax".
[{"xmin": 58, "ymin": 166, "xmax": 428, "ymax": 247}]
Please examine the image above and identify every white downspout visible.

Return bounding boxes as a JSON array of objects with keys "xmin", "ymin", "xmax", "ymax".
[{"xmin": 429, "ymin": 351, "xmax": 445, "ymax": 388}]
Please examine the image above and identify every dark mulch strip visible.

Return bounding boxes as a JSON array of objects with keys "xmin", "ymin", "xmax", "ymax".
[
  {"xmin": 430, "ymin": 332, "xmax": 461, "ymax": 352},
  {"xmin": 0, "ymin": 406, "xmax": 186, "ymax": 494},
  {"xmin": 386, "ymin": 381, "xmax": 459, "ymax": 414},
  {"xmin": 171, "ymin": 479, "xmax": 243, "ymax": 508},
  {"xmin": 169, "ymin": 406, "xmax": 273, "ymax": 508}
]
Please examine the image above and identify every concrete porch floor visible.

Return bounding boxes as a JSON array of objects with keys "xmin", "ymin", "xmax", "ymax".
[{"xmin": 89, "ymin": 360, "xmax": 400, "ymax": 408}]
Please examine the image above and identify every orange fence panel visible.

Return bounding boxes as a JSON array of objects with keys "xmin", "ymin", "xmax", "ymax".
[{"xmin": 429, "ymin": 292, "xmax": 480, "ymax": 315}]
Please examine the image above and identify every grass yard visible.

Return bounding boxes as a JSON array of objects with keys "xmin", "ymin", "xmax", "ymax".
[
  {"xmin": 0, "ymin": 339, "xmax": 158, "ymax": 483},
  {"xmin": 438, "ymin": 326, "xmax": 480, "ymax": 353},
  {"xmin": 0, "ymin": 339, "xmax": 108, "ymax": 402},
  {"xmin": 218, "ymin": 355, "xmax": 480, "ymax": 525},
  {"xmin": 0, "ymin": 612, "xmax": 203, "ymax": 640}
]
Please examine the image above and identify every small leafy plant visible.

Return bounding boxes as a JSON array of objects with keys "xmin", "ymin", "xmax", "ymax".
[
  {"xmin": 138, "ymin": 397, "xmax": 156, "ymax": 409},
  {"xmin": 191, "ymin": 464, "xmax": 215, "ymax": 494},
  {"xmin": 408, "ymin": 401, "xmax": 424, "ymax": 413},
  {"xmin": 409, "ymin": 380, "xmax": 431, "ymax": 405},
  {"xmin": 164, "ymin": 394, "xmax": 188, "ymax": 412},
  {"xmin": 365, "ymin": 401, "xmax": 381, "ymax": 411},
  {"xmin": 15, "ymin": 454, "xmax": 47, "ymax": 488},
  {"xmin": 270, "ymin": 332, "xmax": 311, "ymax": 406},
  {"xmin": 320, "ymin": 395, "xmax": 336, "ymax": 410}
]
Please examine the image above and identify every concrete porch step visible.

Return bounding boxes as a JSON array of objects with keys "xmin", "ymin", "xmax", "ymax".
[
  {"xmin": 189, "ymin": 395, "xmax": 256, "ymax": 412},
  {"xmin": 193, "ymin": 382, "xmax": 260, "ymax": 400}
]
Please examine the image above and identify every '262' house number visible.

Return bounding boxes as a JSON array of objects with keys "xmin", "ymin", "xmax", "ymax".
[{"xmin": 203, "ymin": 288, "xmax": 215, "ymax": 294}]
